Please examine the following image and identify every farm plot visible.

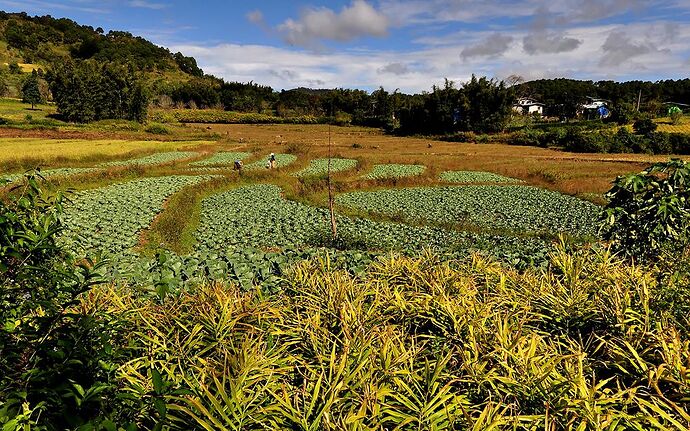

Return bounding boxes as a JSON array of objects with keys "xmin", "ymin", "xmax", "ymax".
[
  {"xmin": 98, "ymin": 151, "xmax": 199, "ymax": 167},
  {"xmin": 194, "ymin": 184, "xmax": 549, "ymax": 264},
  {"xmin": 245, "ymin": 153, "xmax": 298, "ymax": 170},
  {"xmin": 1, "ymin": 167, "xmax": 101, "ymax": 184},
  {"xmin": 363, "ymin": 164, "xmax": 426, "ymax": 180},
  {"xmin": 62, "ymin": 175, "xmax": 213, "ymax": 256},
  {"xmin": 440, "ymin": 170, "xmax": 521, "ymax": 183},
  {"xmin": 189, "ymin": 151, "xmax": 252, "ymax": 166},
  {"xmin": 337, "ymin": 185, "xmax": 600, "ymax": 237},
  {"xmin": 293, "ymin": 158, "xmax": 358, "ymax": 177}
]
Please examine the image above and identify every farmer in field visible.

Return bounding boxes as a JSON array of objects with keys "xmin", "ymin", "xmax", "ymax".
[
  {"xmin": 234, "ymin": 159, "xmax": 243, "ymax": 174},
  {"xmin": 266, "ymin": 153, "xmax": 277, "ymax": 169}
]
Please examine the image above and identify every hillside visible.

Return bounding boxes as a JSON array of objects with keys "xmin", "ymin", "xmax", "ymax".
[{"xmin": 0, "ymin": 11, "xmax": 203, "ymax": 96}]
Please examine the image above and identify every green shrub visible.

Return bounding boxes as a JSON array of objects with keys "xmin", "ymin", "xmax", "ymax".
[
  {"xmin": 669, "ymin": 133, "xmax": 690, "ymax": 154},
  {"xmin": 475, "ymin": 134, "xmax": 490, "ymax": 144},
  {"xmin": 439, "ymin": 131, "xmax": 476, "ymax": 143},
  {"xmin": 601, "ymin": 159, "xmax": 690, "ymax": 260},
  {"xmin": 670, "ymin": 110, "xmax": 683, "ymax": 125},
  {"xmin": 145, "ymin": 123, "xmax": 171, "ymax": 135},
  {"xmin": 633, "ymin": 118, "xmax": 658, "ymax": 135},
  {"xmin": 0, "ymin": 174, "xmax": 114, "ymax": 429},
  {"xmin": 563, "ymin": 129, "xmax": 610, "ymax": 153},
  {"xmin": 506, "ymin": 129, "xmax": 547, "ymax": 147}
]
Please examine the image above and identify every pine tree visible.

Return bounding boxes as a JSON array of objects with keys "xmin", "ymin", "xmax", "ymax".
[{"xmin": 21, "ymin": 70, "xmax": 43, "ymax": 110}]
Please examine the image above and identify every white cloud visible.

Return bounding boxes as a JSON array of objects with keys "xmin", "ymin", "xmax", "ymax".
[
  {"xmin": 169, "ymin": 19, "xmax": 690, "ymax": 93},
  {"xmin": 128, "ymin": 0, "xmax": 167, "ymax": 10},
  {"xmin": 276, "ymin": 0, "xmax": 389, "ymax": 47}
]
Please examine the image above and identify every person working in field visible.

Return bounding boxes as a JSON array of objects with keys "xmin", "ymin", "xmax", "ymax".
[
  {"xmin": 234, "ymin": 159, "xmax": 243, "ymax": 174},
  {"xmin": 266, "ymin": 153, "xmax": 277, "ymax": 169}
]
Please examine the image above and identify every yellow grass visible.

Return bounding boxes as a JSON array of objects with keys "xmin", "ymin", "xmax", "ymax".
[
  {"xmin": 193, "ymin": 123, "xmax": 683, "ymax": 197},
  {"xmin": 656, "ymin": 116, "xmax": 690, "ymax": 134},
  {"xmin": 0, "ymin": 139, "xmax": 212, "ymax": 172},
  {"xmin": 2, "ymin": 62, "xmax": 42, "ymax": 73}
]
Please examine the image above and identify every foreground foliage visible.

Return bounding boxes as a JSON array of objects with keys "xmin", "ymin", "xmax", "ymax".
[
  {"xmin": 602, "ymin": 159, "xmax": 690, "ymax": 260},
  {"xmin": 81, "ymin": 247, "xmax": 690, "ymax": 429},
  {"xmin": 0, "ymin": 176, "xmax": 107, "ymax": 430}
]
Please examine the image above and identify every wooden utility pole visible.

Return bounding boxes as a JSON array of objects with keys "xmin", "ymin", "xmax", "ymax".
[
  {"xmin": 327, "ymin": 105, "xmax": 337, "ymax": 239},
  {"xmin": 637, "ymin": 89, "xmax": 642, "ymax": 112}
]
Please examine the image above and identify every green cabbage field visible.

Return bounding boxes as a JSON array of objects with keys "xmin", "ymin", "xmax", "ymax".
[
  {"xmin": 245, "ymin": 153, "xmax": 297, "ymax": 170},
  {"xmin": 440, "ymin": 170, "xmax": 522, "ymax": 183},
  {"xmin": 61, "ymin": 175, "xmax": 213, "ymax": 255},
  {"xmin": 12, "ymin": 150, "xmax": 602, "ymax": 289},
  {"xmin": 98, "ymin": 151, "xmax": 199, "ymax": 167},
  {"xmin": 363, "ymin": 163, "xmax": 426, "ymax": 179},
  {"xmin": 189, "ymin": 151, "xmax": 252, "ymax": 166},
  {"xmin": 337, "ymin": 185, "xmax": 599, "ymax": 236},
  {"xmin": 293, "ymin": 158, "xmax": 358, "ymax": 177}
]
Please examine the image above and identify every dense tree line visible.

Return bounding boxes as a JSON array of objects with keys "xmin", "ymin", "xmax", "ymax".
[
  {"xmin": 516, "ymin": 78, "xmax": 690, "ymax": 119},
  {"xmin": 47, "ymin": 61, "xmax": 148, "ymax": 123}
]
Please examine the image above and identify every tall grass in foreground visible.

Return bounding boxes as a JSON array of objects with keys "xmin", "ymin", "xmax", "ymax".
[{"xmin": 83, "ymin": 246, "xmax": 690, "ymax": 430}]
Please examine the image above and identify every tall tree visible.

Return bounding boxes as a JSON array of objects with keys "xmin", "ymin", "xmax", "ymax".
[{"xmin": 21, "ymin": 70, "xmax": 43, "ymax": 109}]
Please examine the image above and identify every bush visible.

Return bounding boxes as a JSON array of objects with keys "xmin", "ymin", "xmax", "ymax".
[
  {"xmin": 145, "ymin": 123, "xmax": 171, "ymax": 135},
  {"xmin": 506, "ymin": 129, "xmax": 546, "ymax": 147},
  {"xmin": 475, "ymin": 134, "xmax": 490, "ymax": 144},
  {"xmin": 0, "ymin": 174, "xmax": 114, "ymax": 429},
  {"xmin": 601, "ymin": 159, "xmax": 690, "ymax": 260},
  {"xmin": 669, "ymin": 133, "xmax": 690, "ymax": 154},
  {"xmin": 438, "ymin": 131, "xmax": 476, "ymax": 143},
  {"xmin": 648, "ymin": 132, "xmax": 673, "ymax": 154},
  {"xmin": 563, "ymin": 129, "xmax": 610, "ymax": 153},
  {"xmin": 670, "ymin": 110, "xmax": 683, "ymax": 125},
  {"xmin": 633, "ymin": 118, "xmax": 658, "ymax": 135}
]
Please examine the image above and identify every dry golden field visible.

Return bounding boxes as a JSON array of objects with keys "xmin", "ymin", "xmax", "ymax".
[{"xmin": 197, "ymin": 123, "xmax": 677, "ymax": 198}]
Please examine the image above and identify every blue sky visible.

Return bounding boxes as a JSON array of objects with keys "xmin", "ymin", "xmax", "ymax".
[{"xmin": 2, "ymin": 0, "xmax": 690, "ymax": 91}]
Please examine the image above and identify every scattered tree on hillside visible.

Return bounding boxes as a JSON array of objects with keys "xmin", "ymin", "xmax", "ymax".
[{"xmin": 21, "ymin": 70, "xmax": 43, "ymax": 109}]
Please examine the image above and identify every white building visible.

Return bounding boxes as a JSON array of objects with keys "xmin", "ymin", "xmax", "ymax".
[{"xmin": 513, "ymin": 98, "xmax": 545, "ymax": 116}]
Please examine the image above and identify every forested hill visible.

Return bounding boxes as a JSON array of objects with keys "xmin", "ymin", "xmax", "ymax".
[{"xmin": 0, "ymin": 11, "xmax": 203, "ymax": 77}]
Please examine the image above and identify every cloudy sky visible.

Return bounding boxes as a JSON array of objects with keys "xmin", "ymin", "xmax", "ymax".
[{"xmin": 3, "ymin": 0, "xmax": 690, "ymax": 92}]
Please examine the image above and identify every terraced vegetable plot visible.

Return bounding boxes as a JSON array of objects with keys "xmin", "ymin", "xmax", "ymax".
[
  {"xmin": 440, "ymin": 170, "xmax": 521, "ymax": 183},
  {"xmin": 337, "ymin": 185, "xmax": 599, "ymax": 237},
  {"xmin": 62, "ymin": 175, "xmax": 213, "ymax": 255},
  {"xmin": 245, "ymin": 153, "xmax": 298, "ymax": 170},
  {"xmin": 98, "ymin": 151, "xmax": 199, "ymax": 167},
  {"xmin": 194, "ymin": 184, "xmax": 548, "ymax": 264},
  {"xmin": 1, "ymin": 167, "xmax": 101, "ymax": 184},
  {"xmin": 363, "ymin": 164, "xmax": 426, "ymax": 180},
  {"xmin": 189, "ymin": 151, "xmax": 252, "ymax": 166},
  {"xmin": 293, "ymin": 158, "xmax": 358, "ymax": 177}
]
